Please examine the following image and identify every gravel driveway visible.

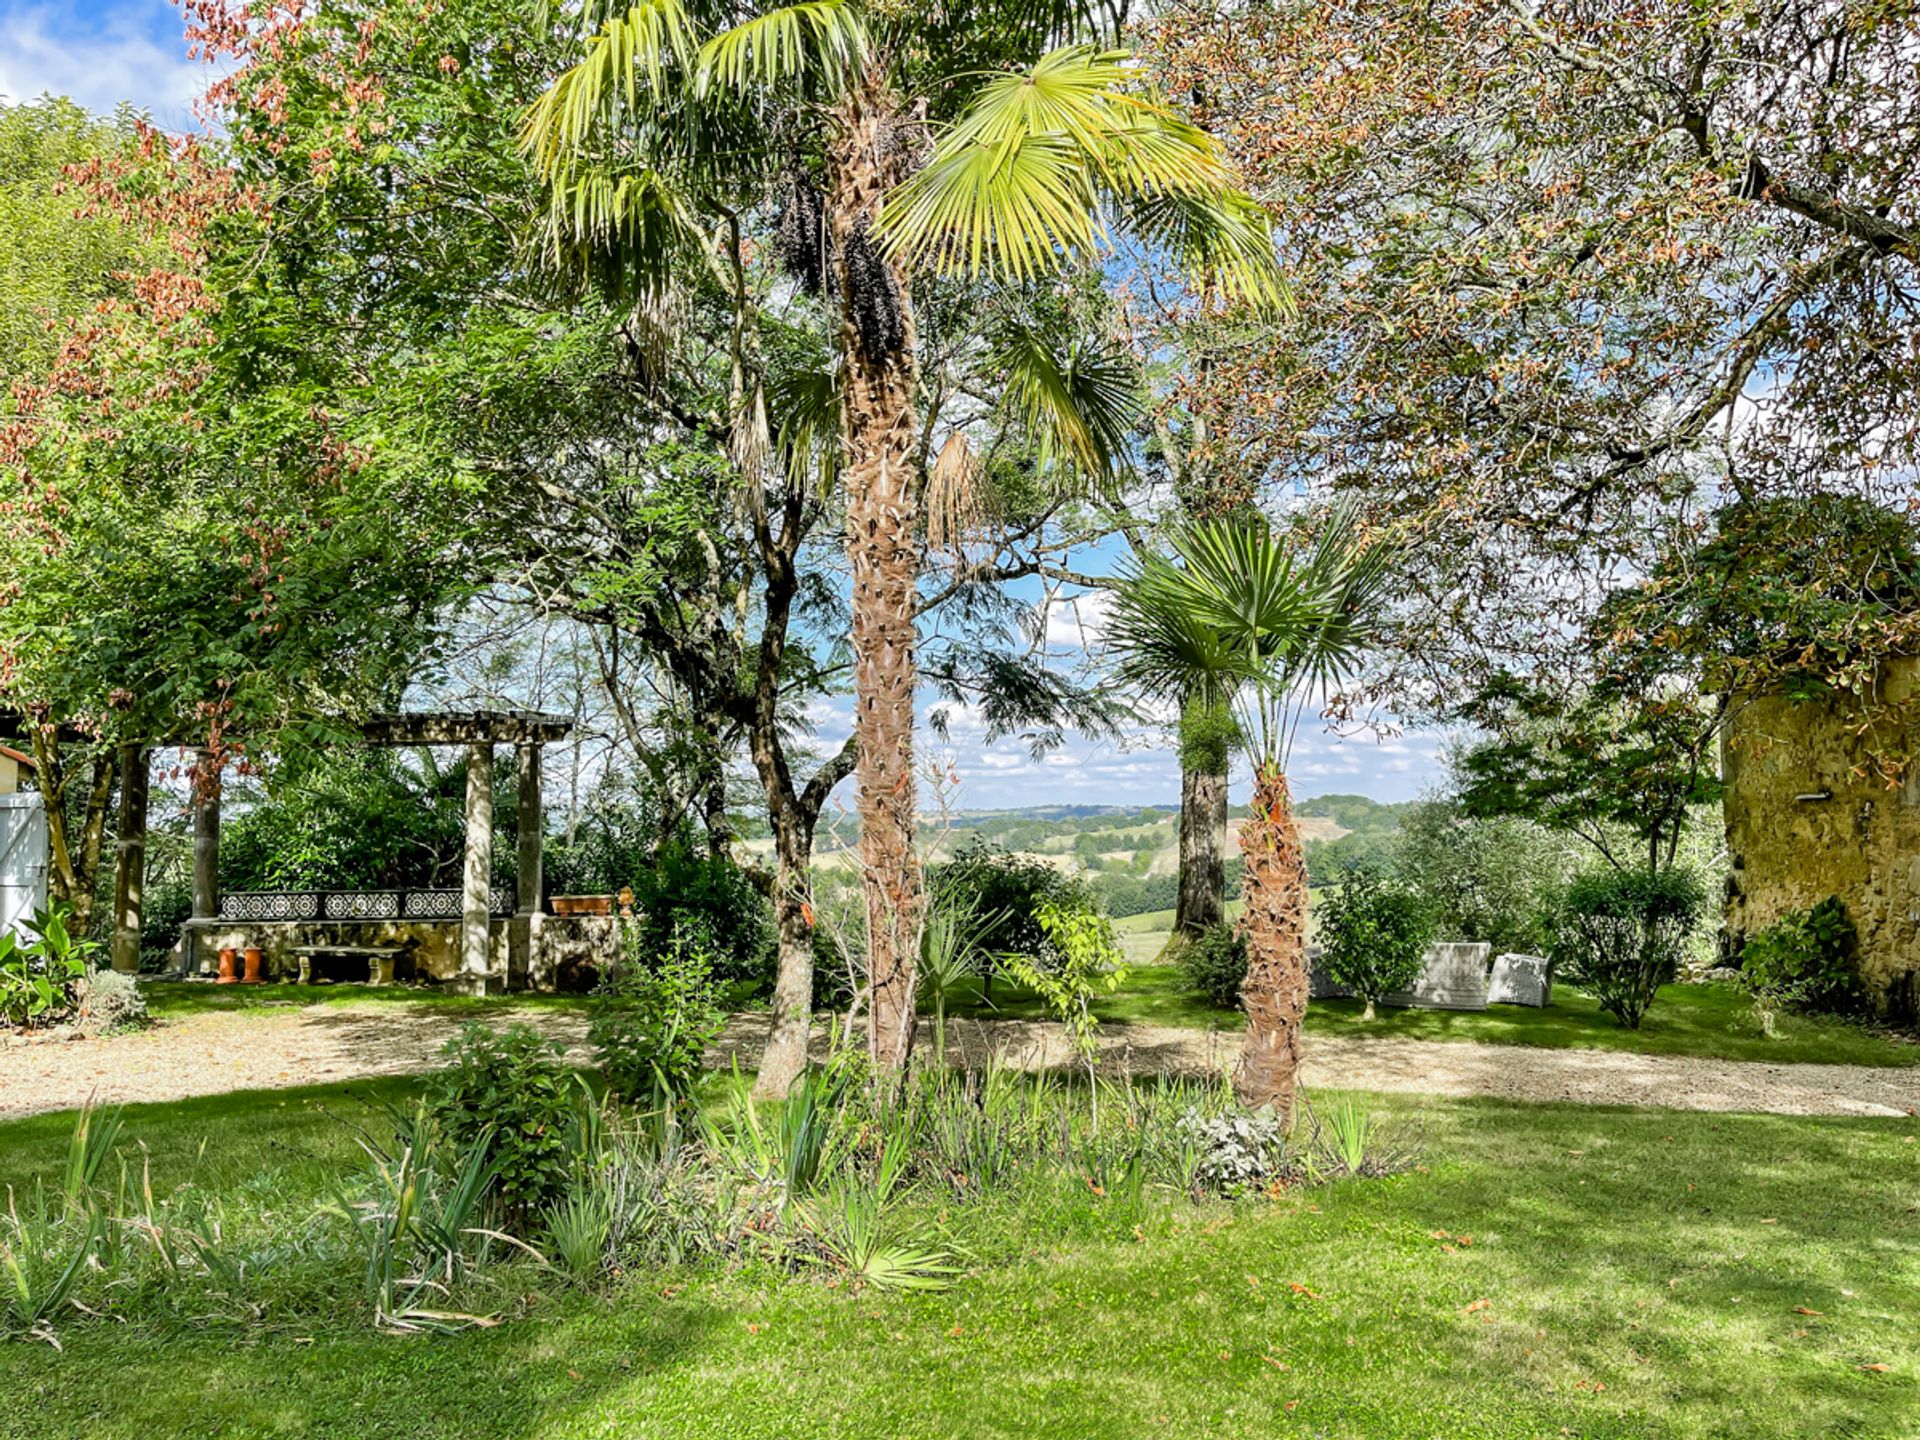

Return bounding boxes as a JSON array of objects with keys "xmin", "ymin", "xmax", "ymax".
[{"xmin": 3, "ymin": 1003, "xmax": 1917, "ymax": 1122}]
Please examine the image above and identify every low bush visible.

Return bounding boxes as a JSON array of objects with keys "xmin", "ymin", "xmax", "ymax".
[
  {"xmin": 74, "ymin": 969, "xmax": 149, "ymax": 1034},
  {"xmin": 0, "ymin": 907, "xmax": 97, "ymax": 1030},
  {"xmin": 1738, "ymin": 897, "xmax": 1860, "ymax": 1035},
  {"xmin": 427, "ymin": 1023, "xmax": 585, "ymax": 1222},
  {"xmin": 590, "ymin": 936, "xmax": 728, "ymax": 1108},
  {"xmin": 1317, "ymin": 870, "xmax": 1435, "ymax": 1020},
  {"xmin": 625, "ymin": 843, "xmax": 776, "ymax": 991},
  {"xmin": 1551, "ymin": 867, "xmax": 1706, "ymax": 1029},
  {"xmin": 1175, "ymin": 922, "xmax": 1248, "ymax": 1009},
  {"xmin": 6, "ymin": 1043, "xmax": 1427, "ymax": 1348},
  {"xmin": 928, "ymin": 837, "xmax": 1090, "ymax": 962}
]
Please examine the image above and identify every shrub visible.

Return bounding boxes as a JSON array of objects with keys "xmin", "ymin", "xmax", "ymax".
[
  {"xmin": 0, "ymin": 907, "xmax": 96, "ymax": 1029},
  {"xmin": 998, "ymin": 899, "xmax": 1127, "ymax": 1082},
  {"xmin": 1176, "ymin": 922, "xmax": 1248, "ymax": 1009},
  {"xmin": 1317, "ymin": 869, "xmax": 1435, "ymax": 1019},
  {"xmin": 591, "ymin": 936, "xmax": 727, "ymax": 1107},
  {"xmin": 1551, "ymin": 867, "xmax": 1705, "ymax": 1029},
  {"xmin": 428, "ymin": 1023, "xmax": 583, "ymax": 1221},
  {"xmin": 75, "ymin": 968, "xmax": 149, "ymax": 1034},
  {"xmin": 1738, "ymin": 897, "xmax": 1860, "ymax": 1034},
  {"xmin": 1177, "ymin": 1107, "xmax": 1287, "ymax": 1194},
  {"xmin": 1391, "ymin": 800, "xmax": 1569, "ymax": 954},
  {"xmin": 928, "ymin": 837, "xmax": 1088, "ymax": 961},
  {"xmin": 625, "ymin": 843, "xmax": 776, "ymax": 991}
]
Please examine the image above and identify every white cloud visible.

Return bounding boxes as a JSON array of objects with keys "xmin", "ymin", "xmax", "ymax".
[
  {"xmin": 1042, "ymin": 590, "xmax": 1114, "ymax": 651},
  {"xmin": 0, "ymin": 3, "xmax": 211, "ymax": 130}
]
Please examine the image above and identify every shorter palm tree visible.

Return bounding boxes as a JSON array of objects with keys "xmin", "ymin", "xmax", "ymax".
[{"xmin": 1108, "ymin": 501, "xmax": 1396, "ymax": 1116}]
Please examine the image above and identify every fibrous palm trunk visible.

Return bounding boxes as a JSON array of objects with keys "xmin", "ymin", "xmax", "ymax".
[
  {"xmin": 830, "ymin": 74, "xmax": 924, "ymax": 1073},
  {"xmin": 1233, "ymin": 765, "xmax": 1310, "ymax": 1117},
  {"xmin": 1174, "ymin": 755, "xmax": 1228, "ymax": 937}
]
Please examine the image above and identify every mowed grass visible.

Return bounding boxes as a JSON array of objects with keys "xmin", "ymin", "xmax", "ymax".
[
  {"xmin": 1, "ymin": 1079, "xmax": 1916, "ymax": 1438},
  {"xmin": 141, "ymin": 980, "xmax": 591, "ymax": 1019},
  {"xmin": 1092, "ymin": 913, "xmax": 1918, "ymax": 1068}
]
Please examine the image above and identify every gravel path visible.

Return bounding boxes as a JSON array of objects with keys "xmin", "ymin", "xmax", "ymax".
[{"xmin": 3, "ymin": 1003, "xmax": 1918, "ymax": 1122}]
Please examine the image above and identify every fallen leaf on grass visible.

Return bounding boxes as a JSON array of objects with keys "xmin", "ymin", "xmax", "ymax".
[
  {"xmin": 1793, "ymin": 1306, "xmax": 1823, "ymax": 1317},
  {"xmin": 1261, "ymin": 1354, "xmax": 1291, "ymax": 1371},
  {"xmin": 1462, "ymin": 1298, "xmax": 1491, "ymax": 1315},
  {"xmin": 1760, "ymin": 1218, "xmax": 1778, "ymax": 1225},
  {"xmin": 1287, "ymin": 1283, "xmax": 1322, "ymax": 1299},
  {"xmin": 1859, "ymin": 1363, "xmax": 1890, "ymax": 1373}
]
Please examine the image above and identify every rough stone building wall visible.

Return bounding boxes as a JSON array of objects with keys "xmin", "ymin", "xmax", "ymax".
[{"xmin": 1723, "ymin": 663, "xmax": 1920, "ymax": 1020}]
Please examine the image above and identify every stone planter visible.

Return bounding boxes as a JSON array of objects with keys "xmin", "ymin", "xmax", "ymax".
[{"xmin": 551, "ymin": 895, "xmax": 613, "ymax": 917}]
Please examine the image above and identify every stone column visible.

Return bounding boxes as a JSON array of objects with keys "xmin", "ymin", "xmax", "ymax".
[
  {"xmin": 457, "ymin": 741, "xmax": 494, "ymax": 995},
  {"xmin": 111, "ymin": 743, "xmax": 148, "ymax": 974},
  {"xmin": 190, "ymin": 749, "xmax": 220, "ymax": 974},
  {"xmin": 516, "ymin": 741, "xmax": 543, "ymax": 914},
  {"xmin": 509, "ymin": 741, "xmax": 544, "ymax": 991}
]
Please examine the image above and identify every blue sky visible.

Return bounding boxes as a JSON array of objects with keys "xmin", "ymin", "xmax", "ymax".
[
  {"xmin": 4, "ymin": 0, "xmax": 1450, "ymax": 811},
  {"xmin": 0, "ymin": 1, "xmax": 207, "ymax": 128}
]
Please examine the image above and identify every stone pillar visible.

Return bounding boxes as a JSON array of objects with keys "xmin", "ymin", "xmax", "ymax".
[
  {"xmin": 111, "ymin": 743, "xmax": 148, "ymax": 974},
  {"xmin": 457, "ymin": 741, "xmax": 494, "ymax": 995},
  {"xmin": 516, "ymin": 742, "xmax": 542, "ymax": 913},
  {"xmin": 190, "ymin": 750, "xmax": 220, "ymax": 974},
  {"xmin": 509, "ymin": 741, "xmax": 544, "ymax": 991}
]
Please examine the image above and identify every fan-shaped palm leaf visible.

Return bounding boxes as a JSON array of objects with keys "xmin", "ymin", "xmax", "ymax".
[
  {"xmin": 695, "ymin": 0, "xmax": 868, "ymax": 96},
  {"xmin": 993, "ymin": 320, "xmax": 1142, "ymax": 480},
  {"xmin": 522, "ymin": 0, "xmax": 699, "ymax": 174},
  {"xmin": 1109, "ymin": 505, "xmax": 1396, "ymax": 765},
  {"xmin": 875, "ymin": 45, "xmax": 1283, "ymax": 307}
]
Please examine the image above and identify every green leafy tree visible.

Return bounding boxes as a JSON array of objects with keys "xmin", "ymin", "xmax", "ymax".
[{"xmin": 1316, "ymin": 869, "xmax": 1433, "ymax": 1021}]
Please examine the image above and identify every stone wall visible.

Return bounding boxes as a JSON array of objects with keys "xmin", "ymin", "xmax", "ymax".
[
  {"xmin": 180, "ymin": 913, "xmax": 623, "ymax": 993},
  {"xmin": 1723, "ymin": 665, "xmax": 1920, "ymax": 1020}
]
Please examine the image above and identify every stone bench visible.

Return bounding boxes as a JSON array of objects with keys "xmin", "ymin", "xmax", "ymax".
[
  {"xmin": 1488, "ymin": 952, "xmax": 1552, "ymax": 1007},
  {"xmin": 288, "ymin": 943, "xmax": 406, "ymax": 986},
  {"xmin": 1307, "ymin": 941, "xmax": 1494, "ymax": 1010}
]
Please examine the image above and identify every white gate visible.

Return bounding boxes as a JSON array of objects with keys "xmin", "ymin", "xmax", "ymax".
[{"xmin": 0, "ymin": 792, "xmax": 49, "ymax": 940}]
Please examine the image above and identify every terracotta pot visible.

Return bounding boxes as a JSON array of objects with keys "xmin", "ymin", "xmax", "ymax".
[
  {"xmin": 216, "ymin": 947, "xmax": 240, "ymax": 985},
  {"xmin": 552, "ymin": 894, "xmax": 613, "ymax": 917},
  {"xmin": 242, "ymin": 946, "xmax": 267, "ymax": 984}
]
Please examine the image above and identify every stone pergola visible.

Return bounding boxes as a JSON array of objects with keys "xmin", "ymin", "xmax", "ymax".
[{"xmin": 115, "ymin": 709, "xmax": 574, "ymax": 993}]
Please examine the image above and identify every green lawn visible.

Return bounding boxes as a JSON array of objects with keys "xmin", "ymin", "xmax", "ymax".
[
  {"xmin": 2, "ymin": 1079, "xmax": 1915, "ymax": 1438},
  {"xmin": 948, "ymin": 966, "xmax": 1918, "ymax": 1068},
  {"xmin": 141, "ymin": 980, "xmax": 592, "ymax": 1019}
]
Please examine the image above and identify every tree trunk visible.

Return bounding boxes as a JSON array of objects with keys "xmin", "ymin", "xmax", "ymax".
[
  {"xmin": 1174, "ymin": 755, "xmax": 1229, "ymax": 938},
  {"xmin": 1234, "ymin": 766, "xmax": 1311, "ymax": 1117},
  {"xmin": 755, "ymin": 813, "xmax": 820, "ymax": 1099},
  {"xmin": 830, "ymin": 75, "xmax": 924, "ymax": 1074},
  {"xmin": 29, "ymin": 728, "xmax": 116, "ymax": 937}
]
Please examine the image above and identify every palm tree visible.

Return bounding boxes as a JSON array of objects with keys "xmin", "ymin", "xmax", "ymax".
[
  {"xmin": 1107, "ymin": 502, "xmax": 1395, "ymax": 1115},
  {"xmin": 524, "ymin": 0, "xmax": 1279, "ymax": 1076}
]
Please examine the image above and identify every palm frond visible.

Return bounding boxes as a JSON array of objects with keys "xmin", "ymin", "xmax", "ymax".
[
  {"xmin": 1126, "ymin": 188, "xmax": 1290, "ymax": 312},
  {"xmin": 537, "ymin": 166, "xmax": 706, "ymax": 300},
  {"xmin": 1108, "ymin": 508, "xmax": 1400, "ymax": 763},
  {"xmin": 875, "ymin": 45, "xmax": 1284, "ymax": 310},
  {"xmin": 521, "ymin": 0, "xmax": 699, "ymax": 176},
  {"xmin": 993, "ymin": 320, "xmax": 1142, "ymax": 481},
  {"xmin": 767, "ymin": 354, "xmax": 843, "ymax": 489},
  {"xmin": 695, "ymin": 1, "xmax": 868, "ymax": 97}
]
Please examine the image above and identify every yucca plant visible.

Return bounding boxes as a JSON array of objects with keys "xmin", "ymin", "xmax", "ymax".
[
  {"xmin": 527, "ymin": 0, "xmax": 1282, "ymax": 1082},
  {"xmin": 1108, "ymin": 501, "xmax": 1397, "ymax": 1116}
]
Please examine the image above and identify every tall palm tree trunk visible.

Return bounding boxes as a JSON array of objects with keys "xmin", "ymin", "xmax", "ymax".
[
  {"xmin": 1173, "ymin": 697, "xmax": 1229, "ymax": 937},
  {"xmin": 830, "ymin": 74, "xmax": 924, "ymax": 1072},
  {"xmin": 1234, "ymin": 765, "xmax": 1310, "ymax": 1116}
]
